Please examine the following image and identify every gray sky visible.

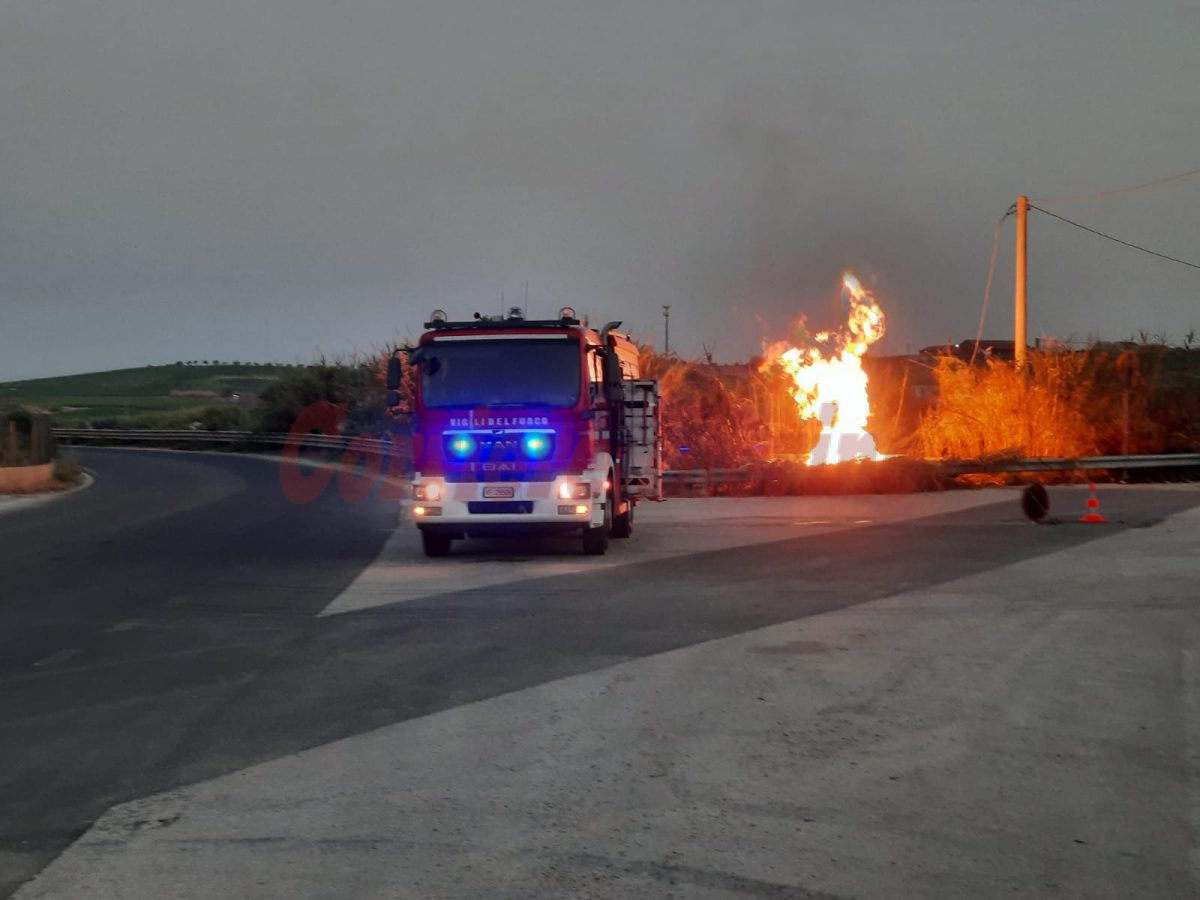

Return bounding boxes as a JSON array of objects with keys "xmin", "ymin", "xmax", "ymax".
[{"xmin": 2, "ymin": 0, "xmax": 1199, "ymax": 380}]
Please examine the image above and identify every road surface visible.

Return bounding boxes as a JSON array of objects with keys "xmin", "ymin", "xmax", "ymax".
[{"xmin": 2, "ymin": 449, "xmax": 1198, "ymax": 898}]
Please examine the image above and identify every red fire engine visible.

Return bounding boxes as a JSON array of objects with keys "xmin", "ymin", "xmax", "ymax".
[{"xmin": 387, "ymin": 307, "xmax": 662, "ymax": 557}]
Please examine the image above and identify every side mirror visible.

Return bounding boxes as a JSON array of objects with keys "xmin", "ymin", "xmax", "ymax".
[{"xmin": 386, "ymin": 355, "xmax": 402, "ymax": 390}]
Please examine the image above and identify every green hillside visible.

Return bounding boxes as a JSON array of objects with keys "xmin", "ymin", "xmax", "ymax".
[{"xmin": 0, "ymin": 363, "xmax": 295, "ymax": 426}]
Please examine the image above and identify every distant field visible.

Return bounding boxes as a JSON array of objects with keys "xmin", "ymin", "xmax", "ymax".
[{"xmin": 0, "ymin": 363, "xmax": 293, "ymax": 425}]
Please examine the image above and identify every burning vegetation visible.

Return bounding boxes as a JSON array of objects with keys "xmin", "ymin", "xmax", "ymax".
[
  {"xmin": 652, "ymin": 328, "xmax": 1200, "ymax": 491},
  {"xmin": 917, "ymin": 342, "xmax": 1200, "ymax": 461}
]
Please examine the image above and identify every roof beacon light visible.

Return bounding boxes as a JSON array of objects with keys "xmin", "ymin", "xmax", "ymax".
[
  {"xmin": 430, "ymin": 309, "xmax": 448, "ymax": 323},
  {"xmin": 559, "ymin": 306, "xmax": 576, "ymax": 321}
]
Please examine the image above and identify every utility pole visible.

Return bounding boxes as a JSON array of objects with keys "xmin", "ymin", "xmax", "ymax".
[
  {"xmin": 662, "ymin": 305, "xmax": 671, "ymax": 355},
  {"xmin": 1015, "ymin": 195, "xmax": 1028, "ymax": 369}
]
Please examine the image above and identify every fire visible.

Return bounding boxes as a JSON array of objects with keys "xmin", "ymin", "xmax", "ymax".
[{"xmin": 762, "ymin": 271, "xmax": 886, "ymax": 465}]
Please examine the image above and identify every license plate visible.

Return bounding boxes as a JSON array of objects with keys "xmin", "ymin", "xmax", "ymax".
[{"xmin": 483, "ymin": 486, "xmax": 515, "ymax": 499}]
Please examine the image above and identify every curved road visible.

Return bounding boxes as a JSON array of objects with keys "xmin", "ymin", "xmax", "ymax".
[
  {"xmin": 1, "ymin": 450, "xmax": 398, "ymax": 895},
  {"xmin": 2, "ymin": 450, "xmax": 1198, "ymax": 898}
]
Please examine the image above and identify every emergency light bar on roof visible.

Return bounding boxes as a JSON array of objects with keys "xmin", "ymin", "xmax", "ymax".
[
  {"xmin": 424, "ymin": 307, "xmax": 582, "ymax": 330},
  {"xmin": 432, "ymin": 333, "xmax": 570, "ymax": 341}
]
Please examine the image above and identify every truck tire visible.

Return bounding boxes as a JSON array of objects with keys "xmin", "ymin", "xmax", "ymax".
[
  {"xmin": 582, "ymin": 488, "xmax": 612, "ymax": 555},
  {"xmin": 611, "ymin": 498, "xmax": 634, "ymax": 538},
  {"xmin": 421, "ymin": 530, "xmax": 453, "ymax": 558}
]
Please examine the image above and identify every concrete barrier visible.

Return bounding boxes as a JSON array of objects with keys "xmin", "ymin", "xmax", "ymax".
[{"xmin": 0, "ymin": 463, "xmax": 55, "ymax": 493}]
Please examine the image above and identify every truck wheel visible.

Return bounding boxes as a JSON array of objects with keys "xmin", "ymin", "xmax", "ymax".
[
  {"xmin": 421, "ymin": 530, "xmax": 453, "ymax": 558},
  {"xmin": 612, "ymin": 498, "xmax": 634, "ymax": 538},
  {"xmin": 582, "ymin": 489, "xmax": 612, "ymax": 555}
]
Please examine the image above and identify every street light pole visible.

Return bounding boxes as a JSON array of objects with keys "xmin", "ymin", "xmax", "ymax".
[{"xmin": 662, "ymin": 305, "xmax": 671, "ymax": 355}]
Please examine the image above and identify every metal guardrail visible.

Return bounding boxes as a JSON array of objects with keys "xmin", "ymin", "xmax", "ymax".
[
  {"xmin": 660, "ymin": 468, "xmax": 753, "ymax": 497},
  {"xmin": 664, "ymin": 454, "xmax": 1200, "ymax": 483},
  {"xmin": 941, "ymin": 453, "xmax": 1200, "ymax": 475},
  {"xmin": 52, "ymin": 428, "xmax": 392, "ymax": 454},
  {"xmin": 52, "ymin": 429, "xmax": 1200, "ymax": 489}
]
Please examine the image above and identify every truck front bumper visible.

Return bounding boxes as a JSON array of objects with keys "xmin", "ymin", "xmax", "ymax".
[{"xmin": 402, "ymin": 474, "xmax": 607, "ymax": 534}]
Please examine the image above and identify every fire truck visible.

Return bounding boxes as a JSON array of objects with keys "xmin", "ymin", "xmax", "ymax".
[{"xmin": 387, "ymin": 307, "xmax": 662, "ymax": 557}]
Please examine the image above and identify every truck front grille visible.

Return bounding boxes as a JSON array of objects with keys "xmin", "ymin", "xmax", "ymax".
[{"xmin": 467, "ymin": 501, "xmax": 534, "ymax": 515}]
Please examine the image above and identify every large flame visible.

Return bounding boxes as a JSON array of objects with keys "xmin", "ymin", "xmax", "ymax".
[{"xmin": 762, "ymin": 271, "xmax": 886, "ymax": 465}]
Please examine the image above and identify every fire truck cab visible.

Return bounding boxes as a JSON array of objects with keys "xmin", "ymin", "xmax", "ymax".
[{"xmin": 388, "ymin": 307, "xmax": 662, "ymax": 557}]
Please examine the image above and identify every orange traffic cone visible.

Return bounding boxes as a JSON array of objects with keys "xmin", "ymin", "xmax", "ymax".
[{"xmin": 1079, "ymin": 482, "xmax": 1107, "ymax": 523}]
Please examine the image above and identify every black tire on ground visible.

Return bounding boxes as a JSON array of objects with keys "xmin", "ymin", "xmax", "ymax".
[
  {"xmin": 421, "ymin": 530, "xmax": 453, "ymax": 557},
  {"xmin": 611, "ymin": 497, "xmax": 634, "ymax": 538},
  {"xmin": 582, "ymin": 488, "xmax": 613, "ymax": 555},
  {"xmin": 1020, "ymin": 483, "xmax": 1050, "ymax": 522}
]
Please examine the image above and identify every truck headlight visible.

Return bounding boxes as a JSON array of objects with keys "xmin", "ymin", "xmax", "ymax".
[
  {"xmin": 558, "ymin": 482, "xmax": 590, "ymax": 500},
  {"xmin": 414, "ymin": 482, "xmax": 442, "ymax": 501}
]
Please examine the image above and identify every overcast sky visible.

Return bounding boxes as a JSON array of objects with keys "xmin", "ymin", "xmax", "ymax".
[{"xmin": 2, "ymin": 1, "xmax": 1199, "ymax": 380}]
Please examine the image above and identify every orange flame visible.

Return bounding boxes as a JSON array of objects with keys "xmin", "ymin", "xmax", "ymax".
[{"xmin": 762, "ymin": 271, "xmax": 886, "ymax": 465}]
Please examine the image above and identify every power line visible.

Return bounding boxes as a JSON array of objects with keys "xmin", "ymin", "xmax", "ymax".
[
  {"xmin": 1028, "ymin": 203, "xmax": 1200, "ymax": 272},
  {"xmin": 969, "ymin": 205, "xmax": 1016, "ymax": 367},
  {"xmin": 1033, "ymin": 166, "xmax": 1200, "ymax": 205}
]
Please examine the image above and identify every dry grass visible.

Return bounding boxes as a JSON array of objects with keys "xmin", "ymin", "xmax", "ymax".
[
  {"xmin": 659, "ymin": 362, "xmax": 762, "ymax": 469},
  {"xmin": 918, "ymin": 350, "xmax": 1103, "ymax": 460},
  {"xmin": 914, "ymin": 343, "xmax": 1200, "ymax": 463}
]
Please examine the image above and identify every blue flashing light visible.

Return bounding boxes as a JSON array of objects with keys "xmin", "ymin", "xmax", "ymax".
[
  {"xmin": 446, "ymin": 433, "xmax": 477, "ymax": 460},
  {"xmin": 521, "ymin": 432, "xmax": 554, "ymax": 461}
]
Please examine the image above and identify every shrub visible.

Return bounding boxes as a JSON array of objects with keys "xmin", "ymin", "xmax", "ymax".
[
  {"xmin": 916, "ymin": 351, "xmax": 1096, "ymax": 459},
  {"xmin": 52, "ymin": 456, "xmax": 83, "ymax": 485},
  {"xmin": 126, "ymin": 405, "xmax": 248, "ymax": 431},
  {"xmin": 255, "ymin": 360, "xmax": 389, "ymax": 437}
]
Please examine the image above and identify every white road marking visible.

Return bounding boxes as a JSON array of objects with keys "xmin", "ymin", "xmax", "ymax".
[{"xmin": 319, "ymin": 491, "xmax": 1020, "ymax": 616}]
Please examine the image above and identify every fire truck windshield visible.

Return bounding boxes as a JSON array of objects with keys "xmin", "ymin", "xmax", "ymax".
[{"xmin": 419, "ymin": 338, "xmax": 582, "ymax": 408}]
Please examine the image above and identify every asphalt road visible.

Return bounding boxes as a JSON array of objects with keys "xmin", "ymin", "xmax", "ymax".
[{"xmin": 2, "ymin": 449, "xmax": 1198, "ymax": 898}]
